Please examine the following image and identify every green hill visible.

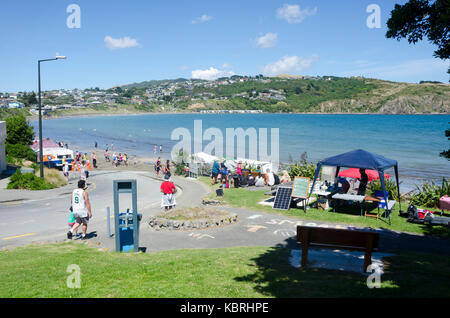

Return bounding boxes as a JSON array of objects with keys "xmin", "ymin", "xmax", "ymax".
[{"xmin": 116, "ymin": 75, "xmax": 450, "ymax": 114}]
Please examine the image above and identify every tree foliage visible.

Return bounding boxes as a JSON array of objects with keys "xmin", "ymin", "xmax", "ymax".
[
  {"xmin": 18, "ymin": 92, "xmax": 38, "ymax": 107},
  {"xmin": 386, "ymin": 0, "xmax": 450, "ymax": 77},
  {"xmin": 440, "ymin": 123, "xmax": 450, "ymax": 159},
  {"xmin": 5, "ymin": 115, "xmax": 35, "ymax": 146}
]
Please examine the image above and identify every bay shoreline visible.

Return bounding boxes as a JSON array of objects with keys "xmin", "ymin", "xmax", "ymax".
[{"xmin": 26, "ymin": 110, "xmax": 450, "ymax": 121}]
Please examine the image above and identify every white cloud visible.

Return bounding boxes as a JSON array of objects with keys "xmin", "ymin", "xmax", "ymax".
[
  {"xmin": 192, "ymin": 14, "xmax": 213, "ymax": 24},
  {"xmin": 191, "ymin": 67, "xmax": 235, "ymax": 81},
  {"xmin": 263, "ymin": 55, "xmax": 319, "ymax": 76},
  {"xmin": 255, "ymin": 32, "xmax": 278, "ymax": 48},
  {"xmin": 222, "ymin": 63, "xmax": 231, "ymax": 69},
  {"xmin": 276, "ymin": 4, "xmax": 317, "ymax": 24},
  {"xmin": 104, "ymin": 36, "xmax": 140, "ymax": 50}
]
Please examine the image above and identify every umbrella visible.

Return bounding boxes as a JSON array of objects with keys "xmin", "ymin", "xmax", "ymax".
[{"xmin": 338, "ymin": 168, "xmax": 390, "ymax": 181}]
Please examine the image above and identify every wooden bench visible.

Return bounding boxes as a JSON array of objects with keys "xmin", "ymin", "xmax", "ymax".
[{"xmin": 296, "ymin": 226, "xmax": 380, "ymax": 271}]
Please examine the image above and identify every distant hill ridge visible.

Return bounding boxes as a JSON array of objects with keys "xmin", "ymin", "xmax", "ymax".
[{"xmin": 113, "ymin": 75, "xmax": 450, "ymax": 114}]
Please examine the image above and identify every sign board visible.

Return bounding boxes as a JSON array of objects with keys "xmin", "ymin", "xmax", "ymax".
[{"xmin": 292, "ymin": 177, "xmax": 310, "ymax": 199}]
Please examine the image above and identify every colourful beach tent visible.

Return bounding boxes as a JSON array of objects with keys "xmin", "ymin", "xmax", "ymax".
[{"xmin": 338, "ymin": 168, "xmax": 390, "ymax": 181}]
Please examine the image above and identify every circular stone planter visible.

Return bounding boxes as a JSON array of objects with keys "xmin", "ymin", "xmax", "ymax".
[{"xmin": 148, "ymin": 207, "xmax": 238, "ymax": 231}]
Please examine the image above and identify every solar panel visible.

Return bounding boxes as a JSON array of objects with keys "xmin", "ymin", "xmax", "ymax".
[{"xmin": 273, "ymin": 187, "xmax": 293, "ymax": 210}]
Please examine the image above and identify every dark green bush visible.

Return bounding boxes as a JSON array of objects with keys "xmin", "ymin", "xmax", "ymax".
[
  {"xmin": 175, "ymin": 163, "xmax": 185, "ymax": 176},
  {"xmin": 5, "ymin": 115, "xmax": 34, "ymax": 145},
  {"xmin": 7, "ymin": 170, "xmax": 55, "ymax": 191},
  {"xmin": 5, "ymin": 143, "xmax": 36, "ymax": 162}
]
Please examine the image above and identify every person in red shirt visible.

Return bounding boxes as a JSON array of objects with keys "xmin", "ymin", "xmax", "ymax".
[{"xmin": 160, "ymin": 175, "xmax": 177, "ymax": 212}]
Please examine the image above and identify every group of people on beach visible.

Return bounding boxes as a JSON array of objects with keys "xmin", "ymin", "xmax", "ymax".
[
  {"xmin": 211, "ymin": 159, "xmax": 291, "ymax": 188},
  {"xmin": 154, "ymin": 157, "xmax": 171, "ymax": 178}
]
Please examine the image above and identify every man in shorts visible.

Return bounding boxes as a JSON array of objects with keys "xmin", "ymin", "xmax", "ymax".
[{"xmin": 67, "ymin": 180, "xmax": 93, "ymax": 240}]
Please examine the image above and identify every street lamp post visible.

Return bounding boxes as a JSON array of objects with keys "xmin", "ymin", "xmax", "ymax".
[{"xmin": 38, "ymin": 55, "xmax": 66, "ymax": 178}]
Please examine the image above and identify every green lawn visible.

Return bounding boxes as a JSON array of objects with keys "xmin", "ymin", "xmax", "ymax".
[
  {"xmin": 198, "ymin": 177, "xmax": 450, "ymax": 239},
  {"xmin": 0, "ymin": 243, "xmax": 449, "ymax": 298}
]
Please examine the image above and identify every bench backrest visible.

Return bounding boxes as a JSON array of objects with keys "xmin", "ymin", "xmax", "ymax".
[{"xmin": 297, "ymin": 226, "xmax": 379, "ymax": 250}]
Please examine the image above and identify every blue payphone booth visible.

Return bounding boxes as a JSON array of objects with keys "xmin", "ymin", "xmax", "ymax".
[{"xmin": 113, "ymin": 180, "xmax": 141, "ymax": 252}]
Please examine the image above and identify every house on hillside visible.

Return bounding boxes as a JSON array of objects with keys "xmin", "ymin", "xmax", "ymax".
[{"xmin": 7, "ymin": 101, "xmax": 24, "ymax": 109}]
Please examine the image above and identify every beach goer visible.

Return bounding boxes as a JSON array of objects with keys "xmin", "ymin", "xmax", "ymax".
[
  {"xmin": 164, "ymin": 160, "xmax": 171, "ymax": 179},
  {"xmin": 123, "ymin": 153, "xmax": 128, "ymax": 166},
  {"xmin": 339, "ymin": 177, "xmax": 350, "ymax": 194},
  {"xmin": 155, "ymin": 157, "xmax": 162, "ymax": 177},
  {"xmin": 92, "ymin": 153, "xmax": 97, "ymax": 169},
  {"xmin": 301, "ymin": 151, "xmax": 308, "ymax": 163},
  {"xmin": 154, "ymin": 145, "xmax": 157, "ymax": 155},
  {"xmin": 160, "ymin": 175, "xmax": 177, "ymax": 212},
  {"xmin": 211, "ymin": 159, "xmax": 220, "ymax": 185},
  {"xmin": 133, "ymin": 155, "xmax": 137, "ymax": 165},
  {"xmin": 80, "ymin": 161, "xmax": 87, "ymax": 181},
  {"xmin": 255, "ymin": 174, "xmax": 265, "ymax": 187},
  {"xmin": 357, "ymin": 169, "xmax": 368, "ymax": 196},
  {"xmin": 67, "ymin": 180, "xmax": 93, "ymax": 240},
  {"xmin": 63, "ymin": 161, "xmax": 70, "ymax": 182},
  {"xmin": 159, "ymin": 145, "xmax": 162, "ymax": 153},
  {"xmin": 94, "ymin": 141, "xmax": 98, "ymax": 149},
  {"xmin": 280, "ymin": 170, "xmax": 291, "ymax": 184},
  {"xmin": 265, "ymin": 169, "xmax": 275, "ymax": 186},
  {"xmin": 236, "ymin": 161, "xmax": 242, "ymax": 176}
]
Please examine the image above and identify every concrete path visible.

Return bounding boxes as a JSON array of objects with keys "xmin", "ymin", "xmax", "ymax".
[{"xmin": 0, "ymin": 170, "xmax": 163, "ymax": 248}]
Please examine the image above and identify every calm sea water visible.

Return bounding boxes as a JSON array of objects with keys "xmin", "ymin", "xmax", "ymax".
[{"xmin": 32, "ymin": 114, "xmax": 450, "ymax": 193}]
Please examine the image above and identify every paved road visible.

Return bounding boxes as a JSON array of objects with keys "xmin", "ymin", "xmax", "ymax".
[{"xmin": 0, "ymin": 170, "xmax": 164, "ymax": 248}]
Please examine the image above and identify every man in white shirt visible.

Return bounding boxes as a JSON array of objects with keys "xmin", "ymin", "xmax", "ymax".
[
  {"xmin": 67, "ymin": 180, "xmax": 93, "ymax": 240},
  {"xmin": 63, "ymin": 161, "xmax": 69, "ymax": 182}
]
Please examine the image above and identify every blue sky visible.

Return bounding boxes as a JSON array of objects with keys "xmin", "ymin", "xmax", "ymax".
[{"xmin": 1, "ymin": 0, "xmax": 449, "ymax": 92}]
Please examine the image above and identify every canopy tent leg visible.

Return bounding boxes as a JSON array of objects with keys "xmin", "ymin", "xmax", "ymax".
[{"xmin": 378, "ymin": 170, "xmax": 391, "ymax": 225}]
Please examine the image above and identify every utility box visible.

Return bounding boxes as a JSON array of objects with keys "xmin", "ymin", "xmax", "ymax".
[{"xmin": 113, "ymin": 180, "xmax": 141, "ymax": 252}]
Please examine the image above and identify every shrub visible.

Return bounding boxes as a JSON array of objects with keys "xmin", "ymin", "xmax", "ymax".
[
  {"xmin": 5, "ymin": 115, "xmax": 34, "ymax": 145},
  {"xmin": 368, "ymin": 178, "xmax": 400, "ymax": 201},
  {"xmin": 410, "ymin": 178, "xmax": 450, "ymax": 209},
  {"xmin": 5, "ymin": 142, "xmax": 37, "ymax": 162},
  {"xmin": 175, "ymin": 163, "xmax": 185, "ymax": 176},
  {"xmin": 7, "ymin": 170, "xmax": 55, "ymax": 191},
  {"xmin": 288, "ymin": 161, "xmax": 317, "ymax": 180}
]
